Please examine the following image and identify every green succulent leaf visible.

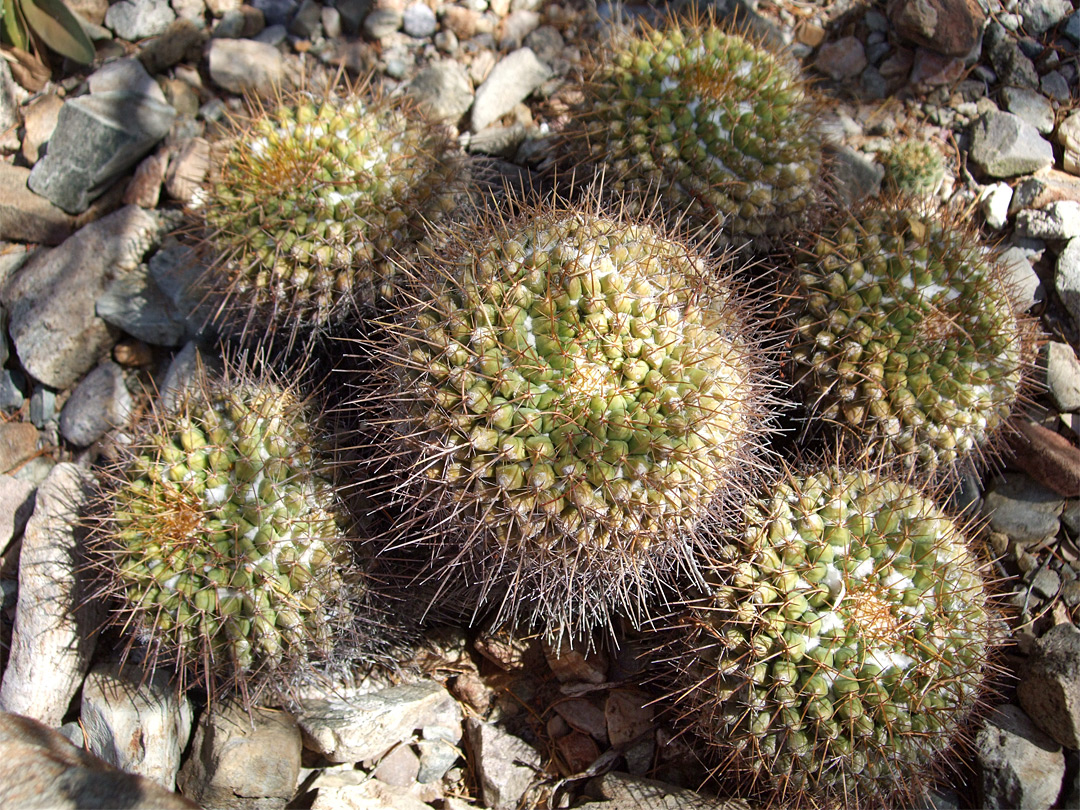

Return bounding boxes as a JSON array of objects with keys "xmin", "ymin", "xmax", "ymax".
[
  {"xmin": 1, "ymin": 0, "xmax": 30, "ymax": 52},
  {"xmin": 19, "ymin": 0, "xmax": 94, "ymax": 63}
]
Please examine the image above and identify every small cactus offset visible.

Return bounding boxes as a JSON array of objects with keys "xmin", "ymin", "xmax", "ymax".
[
  {"xmin": 357, "ymin": 200, "xmax": 777, "ymax": 641},
  {"xmin": 560, "ymin": 16, "xmax": 821, "ymax": 246},
  {"xmin": 882, "ymin": 140, "xmax": 947, "ymax": 197},
  {"xmin": 90, "ymin": 362, "xmax": 361, "ymax": 700},
  {"xmin": 663, "ymin": 466, "xmax": 996, "ymax": 808},
  {"xmin": 789, "ymin": 203, "xmax": 1036, "ymax": 477},
  {"xmin": 196, "ymin": 86, "xmax": 461, "ymax": 346}
]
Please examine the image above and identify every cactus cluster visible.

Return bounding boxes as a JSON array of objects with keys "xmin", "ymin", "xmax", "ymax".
[
  {"xmin": 669, "ymin": 467, "xmax": 994, "ymax": 807},
  {"xmin": 198, "ymin": 90, "xmax": 460, "ymax": 345},
  {"xmin": 789, "ymin": 205, "xmax": 1034, "ymax": 476},
  {"xmin": 562, "ymin": 20, "xmax": 821, "ymax": 245},
  {"xmin": 93, "ymin": 368, "xmax": 359, "ymax": 697},
  {"xmin": 366, "ymin": 204, "xmax": 775, "ymax": 638},
  {"xmin": 882, "ymin": 140, "xmax": 946, "ymax": 197}
]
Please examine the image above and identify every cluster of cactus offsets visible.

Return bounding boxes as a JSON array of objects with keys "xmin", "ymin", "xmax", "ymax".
[
  {"xmin": 371, "ymin": 204, "xmax": 776, "ymax": 638},
  {"xmin": 789, "ymin": 205, "xmax": 1035, "ymax": 476},
  {"xmin": 882, "ymin": 140, "xmax": 947, "ymax": 197},
  {"xmin": 199, "ymin": 90, "xmax": 459, "ymax": 345},
  {"xmin": 670, "ymin": 467, "xmax": 994, "ymax": 808},
  {"xmin": 563, "ymin": 19, "xmax": 821, "ymax": 246},
  {"xmin": 95, "ymin": 369, "xmax": 358, "ymax": 697}
]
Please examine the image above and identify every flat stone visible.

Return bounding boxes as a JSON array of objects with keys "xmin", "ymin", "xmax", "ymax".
[
  {"xmin": 578, "ymin": 772, "xmax": 749, "ymax": 810},
  {"xmin": 604, "ymin": 689, "xmax": 653, "ymax": 748},
  {"xmin": 80, "ymin": 662, "xmax": 193, "ymax": 789},
  {"xmin": 543, "ymin": 639, "xmax": 609, "ymax": 684},
  {"xmin": 1058, "ymin": 236, "xmax": 1080, "ymax": 327},
  {"xmin": 0, "ymin": 474, "xmax": 34, "ymax": 557},
  {"xmin": 984, "ymin": 472, "xmax": 1065, "ymax": 542},
  {"xmin": 123, "ymin": 151, "xmax": 169, "ymax": 208},
  {"xmin": 886, "ymin": 0, "xmax": 985, "ymax": 57},
  {"xmin": 88, "ymin": 58, "xmax": 168, "ymax": 104},
  {"xmin": 296, "ymin": 681, "xmax": 462, "ymax": 763},
  {"xmin": 207, "ymin": 37, "xmax": 284, "ymax": 94},
  {"xmin": 0, "ymin": 464, "xmax": 99, "ymax": 727},
  {"xmin": 1019, "ymin": 0, "xmax": 1073, "ymax": 34},
  {"xmin": 1015, "ymin": 201, "xmax": 1080, "ymax": 241},
  {"xmin": 362, "ymin": 8, "xmax": 402, "ymax": 38},
  {"xmin": 814, "ymin": 36, "xmax": 867, "ymax": 80},
  {"xmin": 1017, "ymin": 623, "xmax": 1080, "ymax": 749},
  {"xmin": 464, "ymin": 717, "xmax": 541, "ymax": 810},
  {"xmin": 105, "ymin": 0, "xmax": 176, "ymax": 40},
  {"xmin": 0, "ymin": 422, "xmax": 39, "ymax": 474},
  {"xmin": 1001, "ymin": 86, "xmax": 1055, "ymax": 134},
  {"xmin": 1047, "ymin": 341, "xmax": 1080, "ymax": 412},
  {"xmin": 58, "ymin": 360, "xmax": 134, "ymax": 447},
  {"xmin": 402, "ymin": 2, "xmax": 436, "ymax": 37},
  {"xmin": 0, "ymin": 712, "xmax": 197, "ymax": 810},
  {"xmin": 969, "ymin": 111, "xmax": 1055, "ymax": 178},
  {"xmin": 311, "ymin": 781, "xmax": 431, "ymax": 810},
  {"xmin": 97, "ymin": 265, "xmax": 190, "ymax": 346},
  {"xmin": 28, "ymin": 92, "xmax": 176, "ymax": 214},
  {"xmin": 0, "ymin": 164, "xmax": 76, "ymax": 246},
  {"xmin": 20, "ymin": 93, "xmax": 63, "ymax": 165},
  {"xmin": 1, "ymin": 205, "xmax": 160, "ymax": 389},
  {"xmin": 471, "ymin": 48, "xmax": 551, "ymax": 132},
  {"xmin": 975, "ymin": 703, "xmax": 1066, "ymax": 810},
  {"xmin": 408, "ymin": 61, "xmax": 474, "ymax": 123},
  {"xmin": 1007, "ymin": 421, "xmax": 1080, "ymax": 498},
  {"xmin": 554, "ymin": 698, "xmax": 609, "ymax": 743}
]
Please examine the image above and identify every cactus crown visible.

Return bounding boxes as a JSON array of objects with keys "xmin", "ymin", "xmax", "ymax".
[
  {"xmin": 883, "ymin": 139, "xmax": 947, "ymax": 197},
  {"xmin": 667, "ymin": 466, "xmax": 995, "ymax": 808}
]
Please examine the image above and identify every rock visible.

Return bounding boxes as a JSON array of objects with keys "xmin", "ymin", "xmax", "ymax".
[
  {"xmin": 139, "ymin": 18, "xmax": 207, "ymax": 74},
  {"xmin": 27, "ymin": 92, "xmax": 176, "ymax": 214},
  {"xmin": 975, "ymin": 703, "xmax": 1065, "ymax": 810},
  {"xmin": 1059, "ymin": 111, "xmax": 1080, "ymax": 177},
  {"xmin": 578, "ymin": 771, "xmax": 750, "ymax": 810},
  {"xmin": 58, "ymin": 360, "xmax": 134, "ymax": 447},
  {"xmin": 969, "ymin": 111, "xmax": 1055, "ymax": 178},
  {"xmin": 213, "ymin": 6, "xmax": 265, "ymax": 37},
  {"xmin": 471, "ymin": 48, "xmax": 551, "ymax": 132},
  {"xmin": 1040, "ymin": 70, "xmax": 1070, "ymax": 103},
  {"xmin": 177, "ymin": 702, "xmax": 301, "ymax": 810},
  {"xmin": 0, "ymin": 164, "xmax": 76, "ymax": 246},
  {"xmin": 97, "ymin": 265, "xmax": 190, "ymax": 346},
  {"xmin": 604, "ymin": 689, "xmax": 653, "ymax": 747},
  {"xmin": 886, "ymin": 0, "xmax": 985, "ymax": 57},
  {"xmin": 0, "ymin": 59, "xmax": 19, "ymax": 153},
  {"xmin": 335, "ymin": 0, "xmax": 370, "ymax": 34},
  {"xmin": 88, "ymin": 58, "xmax": 168, "ymax": 105},
  {"xmin": 544, "ymin": 639, "xmax": 609, "ymax": 684},
  {"xmin": 408, "ymin": 61, "xmax": 474, "ymax": 123},
  {"xmin": 524, "ymin": 25, "xmax": 564, "ymax": 66},
  {"xmin": 814, "ymin": 36, "xmax": 867, "ymax": 80},
  {"xmin": 373, "ymin": 743, "xmax": 420, "ymax": 786},
  {"xmin": 0, "ymin": 711, "xmax": 197, "ymax": 809},
  {"xmin": 288, "ymin": 0, "xmax": 322, "ymax": 37},
  {"xmin": 416, "ymin": 725, "xmax": 460, "ymax": 783},
  {"xmin": 554, "ymin": 698, "xmax": 608, "ymax": 743},
  {"xmin": 1015, "ymin": 201, "xmax": 1080, "ymax": 241},
  {"xmin": 363, "ymin": 8, "xmax": 402, "ymax": 38},
  {"xmin": 0, "ymin": 464, "xmax": 98, "ymax": 726},
  {"xmin": 311, "ymin": 781, "xmax": 431, "ymax": 810},
  {"xmin": 1047, "ymin": 341, "xmax": 1080, "ymax": 413},
  {"xmin": 441, "ymin": 5, "xmax": 479, "ymax": 39},
  {"xmin": 321, "ymin": 5, "xmax": 341, "ymax": 38},
  {"xmin": 80, "ymin": 662, "xmax": 193, "ymax": 789},
  {"xmin": 1019, "ymin": 0, "xmax": 1073, "ymax": 35},
  {"xmin": 983, "ymin": 472, "xmax": 1065, "ymax": 541},
  {"xmin": 1001, "ymin": 86, "xmax": 1055, "ymax": 135},
  {"xmin": 1017, "ymin": 623, "xmax": 1080, "ymax": 749},
  {"xmin": 1059, "ymin": 237, "xmax": 1080, "ymax": 327},
  {"xmin": 0, "ymin": 370, "xmax": 24, "ymax": 412},
  {"xmin": 907, "ymin": 48, "xmax": 964, "ymax": 87},
  {"xmin": 556, "ymin": 731, "xmax": 600, "ymax": 774},
  {"xmin": 208, "ymin": 38, "xmax": 284, "ymax": 94},
  {"xmin": 105, "ymin": 0, "xmax": 177, "ymax": 40},
  {"xmin": 0, "ymin": 422, "xmax": 39, "ymax": 474},
  {"xmin": 402, "ymin": 2, "xmax": 436, "ymax": 37},
  {"xmin": 0, "ymin": 475, "xmax": 34, "ymax": 557},
  {"xmin": 466, "ymin": 122, "xmax": 526, "ymax": 157},
  {"xmin": 1, "ymin": 205, "xmax": 160, "ymax": 389},
  {"xmin": 1011, "ymin": 170, "xmax": 1080, "ymax": 212},
  {"xmin": 20, "ymin": 93, "xmax": 63, "ymax": 165},
  {"xmin": 985, "ymin": 22, "xmax": 1039, "ymax": 88},
  {"xmin": 250, "ymin": 0, "xmax": 296, "ymax": 26},
  {"xmin": 296, "ymin": 681, "xmax": 462, "ymax": 763},
  {"xmin": 499, "ymin": 9, "xmax": 540, "ymax": 50},
  {"xmin": 826, "ymin": 145, "xmax": 885, "ymax": 206},
  {"xmin": 123, "ymin": 152, "xmax": 169, "ymax": 208},
  {"xmin": 464, "ymin": 717, "xmax": 541, "ymax": 810},
  {"xmin": 979, "ymin": 182, "xmax": 1013, "ymax": 230}
]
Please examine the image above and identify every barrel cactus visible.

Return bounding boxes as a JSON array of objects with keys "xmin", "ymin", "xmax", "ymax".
[
  {"xmin": 665, "ymin": 466, "xmax": 996, "ymax": 808},
  {"xmin": 359, "ymin": 201, "xmax": 777, "ymax": 642},
  {"xmin": 789, "ymin": 204, "xmax": 1036, "ymax": 477},
  {"xmin": 560, "ymin": 18, "xmax": 821, "ymax": 247},
  {"xmin": 91, "ymin": 364, "xmax": 361, "ymax": 699},
  {"xmin": 882, "ymin": 140, "xmax": 946, "ymax": 197},
  {"xmin": 196, "ymin": 88, "xmax": 461, "ymax": 346}
]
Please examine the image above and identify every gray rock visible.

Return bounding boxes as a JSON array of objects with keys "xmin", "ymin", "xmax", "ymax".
[
  {"xmin": 80, "ymin": 662, "xmax": 193, "ymax": 789},
  {"xmin": 321, "ymin": 5, "xmax": 341, "ymax": 38},
  {"xmin": 471, "ymin": 48, "xmax": 552, "ymax": 132},
  {"xmin": 160, "ymin": 341, "xmax": 214, "ymax": 412},
  {"xmin": 250, "ymin": 0, "xmax": 297, "ymax": 26},
  {"xmin": 1, "ymin": 205, "xmax": 160, "ymax": 389},
  {"xmin": 976, "ymin": 703, "xmax": 1065, "ymax": 810},
  {"xmin": 1021, "ymin": 200, "xmax": 1080, "ymax": 241},
  {"xmin": 0, "ymin": 370, "xmax": 25, "ymax": 412},
  {"xmin": 1058, "ymin": 236, "xmax": 1080, "ymax": 327},
  {"xmin": 0, "ymin": 712, "xmax": 197, "ymax": 810},
  {"xmin": 980, "ymin": 182, "xmax": 1014, "ymax": 230},
  {"xmin": 1001, "ymin": 86, "xmax": 1055, "ymax": 135},
  {"xmin": 28, "ymin": 387, "xmax": 55, "ymax": 428},
  {"xmin": 171, "ymin": 0, "xmax": 206, "ymax": 24},
  {"xmin": 577, "ymin": 771, "xmax": 747, "ymax": 809},
  {"xmin": 58, "ymin": 361, "xmax": 134, "ymax": 447},
  {"xmin": 363, "ymin": 8, "xmax": 402, "ymax": 39},
  {"xmin": 826, "ymin": 145, "xmax": 885, "ymax": 206},
  {"xmin": 311, "ymin": 781, "xmax": 430, "ymax": 810},
  {"xmin": 1019, "ymin": 0, "xmax": 1073, "ymax": 35},
  {"xmin": 0, "ymin": 164, "xmax": 75, "ymax": 246},
  {"xmin": 1040, "ymin": 70, "xmax": 1071, "ymax": 103},
  {"xmin": 297, "ymin": 681, "xmax": 462, "ymax": 763},
  {"xmin": 288, "ymin": 0, "xmax": 321, "ymax": 37},
  {"xmin": 985, "ymin": 22, "xmax": 1039, "ymax": 88},
  {"xmin": 11, "ymin": 456, "xmax": 54, "ymax": 488},
  {"xmin": 983, "ymin": 473, "xmax": 1064, "ymax": 542},
  {"xmin": 0, "ymin": 474, "xmax": 35, "ymax": 557},
  {"xmin": 499, "ymin": 9, "xmax": 540, "ymax": 50},
  {"xmin": 0, "ymin": 58, "xmax": 20, "ymax": 153},
  {"xmin": 106, "ymin": 0, "xmax": 177, "ymax": 40},
  {"xmin": 969, "ymin": 111, "xmax": 1055, "ymax": 178},
  {"xmin": 524, "ymin": 25, "xmax": 564, "ymax": 66},
  {"xmin": 0, "ymin": 464, "xmax": 99, "ymax": 727},
  {"xmin": 97, "ymin": 266, "xmax": 190, "ymax": 346},
  {"xmin": 1066, "ymin": 10, "xmax": 1080, "ymax": 45},
  {"xmin": 416, "ymin": 724, "xmax": 461, "ymax": 783},
  {"xmin": 1017, "ymin": 623, "xmax": 1080, "ymax": 749},
  {"xmin": 177, "ymin": 701, "xmax": 301, "ymax": 810},
  {"xmin": 336, "ymin": 0, "xmax": 370, "ymax": 34},
  {"xmin": 28, "ymin": 92, "xmax": 177, "ymax": 214},
  {"xmin": 408, "ymin": 61, "xmax": 474, "ymax": 123},
  {"xmin": 208, "ymin": 38, "xmax": 284, "ymax": 94},
  {"xmin": 1046, "ymin": 341, "xmax": 1080, "ymax": 412},
  {"xmin": 467, "ymin": 122, "xmax": 526, "ymax": 157},
  {"xmin": 402, "ymin": 2, "xmax": 436, "ymax": 37},
  {"xmin": 88, "ymin": 58, "xmax": 169, "ymax": 105},
  {"xmin": 464, "ymin": 717, "xmax": 541, "ymax": 810},
  {"xmin": 254, "ymin": 23, "xmax": 287, "ymax": 44}
]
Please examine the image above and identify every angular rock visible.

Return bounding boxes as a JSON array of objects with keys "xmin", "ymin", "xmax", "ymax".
[
  {"xmin": 0, "ymin": 474, "xmax": 35, "ymax": 557},
  {"xmin": 0, "ymin": 711, "xmax": 197, "ymax": 810},
  {"xmin": 0, "ymin": 422, "xmax": 40, "ymax": 475},
  {"xmin": 88, "ymin": 58, "xmax": 169, "ymax": 105},
  {"xmin": 0, "ymin": 164, "xmax": 75, "ymax": 246},
  {"xmin": 0, "ymin": 57, "xmax": 18, "ymax": 153},
  {"xmin": 416, "ymin": 725, "xmax": 460, "ymax": 783},
  {"xmin": 0, "ymin": 464, "xmax": 99, "ymax": 727},
  {"xmin": 983, "ymin": 472, "xmax": 1065, "ymax": 541},
  {"xmin": 976, "ymin": 703, "xmax": 1065, "ymax": 810},
  {"xmin": 886, "ymin": 0, "xmax": 985, "ymax": 57},
  {"xmin": 604, "ymin": 689, "xmax": 653, "ymax": 748},
  {"xmin": 1018, "ymin": 623, "xmax": 1080, "ymax": 750},
  {"xmin": 164, "ymin": 137, "xmax": 210, "ymax": 203},
  {"xmin": 207, "ymin": 38, "xmax": 284, "ymax": 94},
  {"xmin": 58, "ymin": 360, "xmax": 134, "ymax": 447},
  {"xmin": 979, "ymin": 182, "xmax": 1013, "ymax": 230},
  {"xmin": 471, "ymin": 48, "xmax": 551, "ymax": 132},
  {"xmin": 814, "ymin": 36, "xmax": 867, "ymax": 80},
  {"xmin": 289, "ymin": 0, "xmax": 322, "ymax": 37},
  {"xmin": 826, "ymin": 145, "xmax": 885, "ymax": 205},
  {"xmin": 105, "ymin": 0, "xmax": 177, "ymax": 40},
  {"xmin": 1015, "ymin": 201, "xmax": 1080, "ymax": 241},
  {"xmin": 123, "ymin": 151, "xmax": 169, "ymax": 208},
  {"xmin": 80, "ymin": 662, "xmax": 193, "ymax": 789},
  {"xmin": 464, "ymin": 717, "xmax": 541, "ymax": 810},
  {"xmin": 1019, "ymin": 0, "xmax": 1073, "ymax": 35},
  {"xmin": 1, "ymin": 205, "xmax": 160, "ymax": 389},
  {"xmin": 969, "ymin": 111, "xmax": 1055, "ymax": 178},
  {"xmin": 177, "ymin": 701, "xmax": 301, "ymax": 810},
  {"xmin": 1011, "ymin": 170, "xmax": 1080, "ymax": 212},
  {"xmin": 28, "ymin": 92, "xmax": 177, "ymax": 214},
  {"xmin": 97, "ymin": 266, "xmax": 190, "ymax": 347},
  {"xmin": 20, "ymin": 93, "xmax": 63, "ymax": 165},
  {"xmin": 312, "ymin": 781, "xmax": 430, "ymax": 810},
  {"xmin": 554, "ymin": 698, "xmax": 609, "ymax": 743},
  {"xmin": 362, "ymin": 7, "xmax": 402, "ymax": 38},
  {"xmin": 1059, "ymin": 236, "xmax": 1080, "ymax": 328},
  {"xmin": 408, "ymin": 61, "xmax": 474, "ymax": 123},
  {"xmin": 985, "ymin": 22, "xmax": 1039, "ymax": 88},
  {"xmin": 578, "ymin": 771, "xmax": 750, "ymax": 810},
  {"xmin": 1046, "ymin": 341, "xmax": 1080, "ymax": 413},
  {"xmin": 1001, "ymin": 86, "xmax": 1055, "ymax": 135},
  {"xmin": 297, "ymin": 681, "xmax": 462, "ymax": 763}
]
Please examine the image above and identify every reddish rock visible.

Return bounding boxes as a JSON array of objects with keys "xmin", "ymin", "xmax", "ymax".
[
  {"xmin": 814, "ymin": 36, "xmax": 868, "ymax": 80},
  {"xmin": 888, "ymin": 0, "xmax": 986, "ymax": 57},
  {"xmin": 555, "ymin": 731, "xmax": 600, "ymax": 775},
  {"xmin": 908, "ymin": 48, "xmax": 966, "ymax": 87},
  {"xmin": 1009, "ymin": 419, "xmax": 1080, "ymax": 498},
  {"xmin": 123, "ymin": 152, "xmax": 169, "ymax": 209}
]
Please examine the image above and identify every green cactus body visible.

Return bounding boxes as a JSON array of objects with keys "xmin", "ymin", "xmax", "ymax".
[
  {"xmin": 676, "ymin": 468, "xmax": 992, "ymax": 807},
  {"xmin": 567, "ymin": 22, "xmax": 821, "ymax": 245},
  {"xmin": 381, "ymin": 208, "xmax": 774, "ymax": 637},
  {"xmin": 791, "ymin": 207, "xmax": 1033, "ymax": 476},
  {"xmin": 104, "ymin": 379, "xmax": 354, "ymax": 691},
  {"xmin": 883, "ymin": 140, "xmax": 946, "ymax": 197},
  {"xmin": 201, "ymin": 93, "xmax": 459, "ymax": 341}
]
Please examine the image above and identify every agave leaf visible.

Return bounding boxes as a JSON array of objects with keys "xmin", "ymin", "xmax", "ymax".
[
  {"xmin": 1, "ymin": 0, "xmax": 29, "ymax": 52},
  {"xmin": 19, "ymin": 0, "xmax": 94, "ymax": 64}
]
